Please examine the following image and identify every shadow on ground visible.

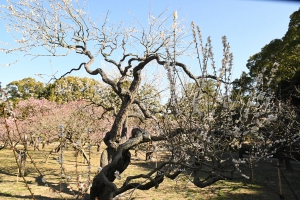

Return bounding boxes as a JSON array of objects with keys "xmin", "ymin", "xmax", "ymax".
[{"xmin": 129, "ymin": 151, "xmax": 300, "ymax": 200}]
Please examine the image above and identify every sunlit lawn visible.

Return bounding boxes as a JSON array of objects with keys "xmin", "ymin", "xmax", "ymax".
[{"xmin": 0, "ymin": 143, "xmax": 299, "ymax": 200}]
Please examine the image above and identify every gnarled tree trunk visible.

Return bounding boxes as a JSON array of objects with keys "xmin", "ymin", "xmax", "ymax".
[{"xmin": 91, "ymin": 128, "xmax": 150, "ymax": 199}]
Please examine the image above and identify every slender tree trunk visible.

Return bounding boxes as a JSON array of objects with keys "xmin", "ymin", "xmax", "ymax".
[
  {"xmin": 277, "ymin": 147, "xmax": 293, "ymax": 172},
  {"xmin": 284, "ymin": 157, "xmax": 293, "ymax": 172},
  {"xmin": 18, "ymin": 151, "xmax": 27, "ymax": 177},
  {"xmin": 238, "ymin": 147, "xmax": 244, "ymax": 159},
  {"xmin": 23, "ymin": 134, "xmax": 28, "ymax": 151}
]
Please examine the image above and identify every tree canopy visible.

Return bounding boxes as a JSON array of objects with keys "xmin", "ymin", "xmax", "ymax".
[
  {"xmin": 247, "ymin": 8, "xmax": 300, "ymax": 79},
  {"xmin": 5, "ymin": 76, "xmax": 103, "ymax": 103},
  {"xmin": 237, "ymin": 8, "xmax": 300, "ymax": 100},
  {"xmin": 6, "ymin": 77, "xmax": 45, "ymax": 104},
  {"xmin": 45, "ymin": 76, "xmax": 102, "ymax": 103}
]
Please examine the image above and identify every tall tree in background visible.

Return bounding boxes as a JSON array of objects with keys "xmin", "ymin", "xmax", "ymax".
[
  {"xmin": 5, "ymin": 76, "xmax": 104, "ymax": 104},
  {"xmin": 45, "ymin": 76, "xmax": 102, "ymax": 103},
  {"xmin": 6, "ymin": 77, "xmax": 45, "ymax": 104},
  {"xmin": 247, "ymin": 8, "xmax": 300, "ymax": 80},
  {"xmin": 236, "ymin": 8, "xmax": 300, "ymax": 103}
]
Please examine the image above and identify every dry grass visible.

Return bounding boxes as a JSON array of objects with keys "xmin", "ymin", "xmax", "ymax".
[{"xmin": 0, "ymin": 144, "xmax": 299, "ymax": 200}]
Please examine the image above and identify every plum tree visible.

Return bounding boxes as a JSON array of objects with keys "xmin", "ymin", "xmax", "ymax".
[{"xmin": 1, "ymin": 1, "xmax": 299, "ymax": 199}]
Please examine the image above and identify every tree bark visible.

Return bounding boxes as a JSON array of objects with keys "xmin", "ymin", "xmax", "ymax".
[
  {"xmin": 91, "ymin": 128, "xmax": 151, "ymax": 199},
  {"xmin": 92, "ymin": 149, "xmax": 131, "ymax": 199},
  {"xmin": 277, "ymin": 147, "xmax": 294, "ymax": 172},
  {"xmin": 17, "ymin": 150, "xmax": 27, "ymax": 177}
]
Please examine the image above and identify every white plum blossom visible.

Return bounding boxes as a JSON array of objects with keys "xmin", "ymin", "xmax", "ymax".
[{"xmin": 114, "ymin": 170, "xmax": 121, "ymax": 180}]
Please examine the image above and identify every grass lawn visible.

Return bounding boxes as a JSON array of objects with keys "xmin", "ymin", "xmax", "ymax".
[{"xmin": 0, "ymin": 143, "xmax": 299, "ymax": 200}]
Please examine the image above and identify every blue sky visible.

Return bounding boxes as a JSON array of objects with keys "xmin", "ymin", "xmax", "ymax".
[{"xmin": 0, "ymin": 0, "xmax": 299, "ymax": 87}]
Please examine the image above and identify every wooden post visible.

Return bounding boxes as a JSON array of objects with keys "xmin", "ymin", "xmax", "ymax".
[{"xmin": 277, "ymin": 161, "xmax": 283, "ymax": 199}]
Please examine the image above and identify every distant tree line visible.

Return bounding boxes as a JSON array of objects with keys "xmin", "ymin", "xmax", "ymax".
[{"xmin": 4, "ymin": 76, "xmax": 102, "ymax": 105}]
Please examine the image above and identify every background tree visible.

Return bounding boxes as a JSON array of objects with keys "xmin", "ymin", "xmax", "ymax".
[
  {"xmin": 6, "ymin": 77, "xmax": 45, "ymax": 104},
  {"xmin": 240, "ymin": 8, "xmax": 300, "ymax": 97},
  {"xmin": 45, "ymin": 76, "xmax": 102, "ymax": 103},
  {"xmin": 277, "ymin": 69, "xmax": 300, "ymax": 106},
  {"xmin": 5, "ymin": 76, "xmax": 104, "ymax": 104}
]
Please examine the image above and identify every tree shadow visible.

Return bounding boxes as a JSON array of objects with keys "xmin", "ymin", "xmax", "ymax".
[
  {"xmin": 128, "ymin": 151, "xmax": 300, "ymax": 200},
  {"xmin": 35, "ymin": 175, "xmax": 88, "ymax": 197},
  {"xmin": 0, "ymin": 192, "xmax": 61, "ymax": 200},
  {"xmin": 0, "ymin": 192, "xmax": 90, "ymax": 200},
  {"xmin": 0, "ymin": 169, "xmax": 16, "ymax": 176}
]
